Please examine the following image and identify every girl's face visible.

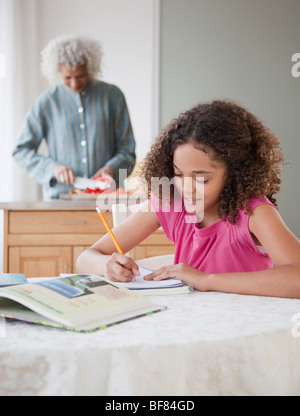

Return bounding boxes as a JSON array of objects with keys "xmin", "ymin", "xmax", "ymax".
[{"xmin": 173, "ymin": 142, "xmax": 227, "ymax": 221}]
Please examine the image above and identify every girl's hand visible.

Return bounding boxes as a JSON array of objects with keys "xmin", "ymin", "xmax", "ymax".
[
  {"xmin": 104, "ymin": 253, "xmax": 141, "ymax": 282},
  {"xmin": 144, "ymin": 263, "xmax": 209, "ymax": 291}
]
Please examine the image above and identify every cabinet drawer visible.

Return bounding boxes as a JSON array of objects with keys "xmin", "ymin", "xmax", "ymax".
[
  {"xmin": 9, "ymin": 211, "xmax": 113, "ymax": 234},
  {"xmin": 133, "ymin": 245, "xmax": 175, "ymax": 261},
  {"xmin": 138, "ymin": 231, "xmax": 173, "ymax": 246}
]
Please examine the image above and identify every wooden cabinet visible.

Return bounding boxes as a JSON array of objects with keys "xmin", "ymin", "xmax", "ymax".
[
  {"xmin": 3, "ymin": 209, "xmax": 109, "ymax": 278},
  {"xmin": 130, "ymin": 231, "xmax": 175, "ymax": 260},
  {"xmin": 0, "ymin": 202, "xmax": 175, "ymax": 278},
  {"xmin": 9, "ymin": 247, "xmax": 72, "ymax": 277}
]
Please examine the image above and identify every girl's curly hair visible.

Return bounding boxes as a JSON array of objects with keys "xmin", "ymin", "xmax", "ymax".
[{"xmin": 140, "ymin": 100, "xmax": 285, "ymax": 224}]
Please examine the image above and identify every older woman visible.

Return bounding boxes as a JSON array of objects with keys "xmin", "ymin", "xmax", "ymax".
[{"xmin": 13, "ymin": 35, "xmax": 136, "ymax": 200}]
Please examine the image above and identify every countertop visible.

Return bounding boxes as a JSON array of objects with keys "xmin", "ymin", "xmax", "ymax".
[
  {"xmin": 0, "ymin": 201, "xmax": 99, "ymax": 211},
  {"xmin": 0, "ymin": 192, "xmax": 144, "ymax": 212}
]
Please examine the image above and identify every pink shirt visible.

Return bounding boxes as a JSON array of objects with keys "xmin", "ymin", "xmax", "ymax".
[{"xmin": 152, "ymin": 196, "xmax": 275, "ymax": 273}]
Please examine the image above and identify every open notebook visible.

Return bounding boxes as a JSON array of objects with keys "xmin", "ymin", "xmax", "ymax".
[{"xmin": 116, "ymin": 268, "xmax": 191, "ymax": 295}]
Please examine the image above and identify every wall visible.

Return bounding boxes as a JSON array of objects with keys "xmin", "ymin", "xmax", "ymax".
[
  {"xmin": 160, "ymin": 0, "xmax": 300, "ymax": 237},
  {"xmin": 0, "ymin": 0, "xmax": 39, "ymax": 202}
]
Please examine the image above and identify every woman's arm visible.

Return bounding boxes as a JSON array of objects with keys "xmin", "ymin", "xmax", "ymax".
[
  {"xmin": 76, "ymin": 200, "xmax": 160, "ymax": 281},
  {"xmin": 12, "ymin": 101, "xmax": 61, "ymax": 187},
  {"xmin": 146, "ymin": 204, "xmax": 300, "ymax": 299},
  {"xmin": 103, "ymin": 87, "xmax": 136, "ymax": 177}
]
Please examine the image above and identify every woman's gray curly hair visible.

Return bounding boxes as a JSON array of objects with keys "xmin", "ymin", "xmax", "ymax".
[{"xmin": 41, "ymin": 34, "xmax": 103, "ymax": 85}]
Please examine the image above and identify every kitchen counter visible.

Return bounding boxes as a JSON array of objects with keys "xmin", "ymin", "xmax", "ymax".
[{"xmin": 0, "ymin": 200, "xmax": 97, "ymax": 211}]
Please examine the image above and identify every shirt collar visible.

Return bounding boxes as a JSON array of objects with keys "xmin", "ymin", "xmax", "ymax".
[{"xmin": 61, "ymin": 80, "xmax": 94, "ymax": 97}]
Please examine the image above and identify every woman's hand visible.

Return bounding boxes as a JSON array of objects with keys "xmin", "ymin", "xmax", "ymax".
[
  {"xmin": 92, "ymin": 166, "xmax": 115, "ymax": 179},
  {"xmin": 144, "ymin": 263, "xmax": 209, "ymax": 291},
  {"xmin": 104, "ymin": 253, "xmax": 141, "ymax": 282},
  {"xmin": 54, "ymin": 165, "xmax": 75, "ymax": 185},
  {"xmin": 92, "ymin": 167, "xmax": 116, "ymax": 190}
]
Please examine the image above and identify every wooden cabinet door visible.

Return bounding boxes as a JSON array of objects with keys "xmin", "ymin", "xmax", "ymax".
[
  {"xmin": 132, "ymin": 245, "xmax": 175, "ymax": 261},
  {"xmin": 9, "ymin": 247, "xmax": 72, "ymax": 278}
]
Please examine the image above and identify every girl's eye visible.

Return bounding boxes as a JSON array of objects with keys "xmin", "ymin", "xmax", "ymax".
[{"xmin": 196, "ymin": 178, "xmax": 208, "ymax": 184}]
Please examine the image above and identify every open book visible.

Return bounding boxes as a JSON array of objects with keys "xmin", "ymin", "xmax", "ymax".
[
  {"xmin": 0, "ymin": 274, "xmax": 28, "ymax": 287},
  {"xmin": 0, "ymin": 275, "xmax": 164, "ymax": 333}
]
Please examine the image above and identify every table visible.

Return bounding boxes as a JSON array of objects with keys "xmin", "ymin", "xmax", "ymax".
[{"xmin": 1, "ymin": 257, "xmax": 300, "ymax": 396}]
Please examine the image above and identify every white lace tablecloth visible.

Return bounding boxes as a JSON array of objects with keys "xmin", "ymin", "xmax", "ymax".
[{"xmin": 1, "ymin": 258, "xmax": 300, "ymax": 396}]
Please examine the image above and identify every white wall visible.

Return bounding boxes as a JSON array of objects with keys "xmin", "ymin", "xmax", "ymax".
[
  {"xmin": 161, "ymin": 0, "xmax": 300, "ymax": 237},
  {"xmin": 0, "ymin": 0, "xmax": 39, "ymax": 202}
]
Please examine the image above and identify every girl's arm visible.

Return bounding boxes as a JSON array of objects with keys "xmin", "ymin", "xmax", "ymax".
[
  {"xmin": 76, "ymin": 200, "xmax": 161, "ymax": 281},
  {"xmin": 208, "ymin": 204, "xmax": 300, "ymax": 298},
  {"xmin": 146, "ymin": 204, "xmax": 300, "ymax": 299}
]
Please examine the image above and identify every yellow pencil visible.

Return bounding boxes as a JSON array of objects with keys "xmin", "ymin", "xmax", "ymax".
[{"xmin": 95, "ymin": 206, "xmax": 124, "ymax": 255}]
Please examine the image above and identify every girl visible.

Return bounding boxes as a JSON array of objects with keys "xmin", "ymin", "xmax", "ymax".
[{"xmin": 77, "ymin": 100, "xmax": 300, "ymax": 299}]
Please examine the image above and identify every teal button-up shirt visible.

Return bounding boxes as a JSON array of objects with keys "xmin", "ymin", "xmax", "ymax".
[{"xmin": 13, "ymin": 80, "xmax": 136, "ymax": 199}]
